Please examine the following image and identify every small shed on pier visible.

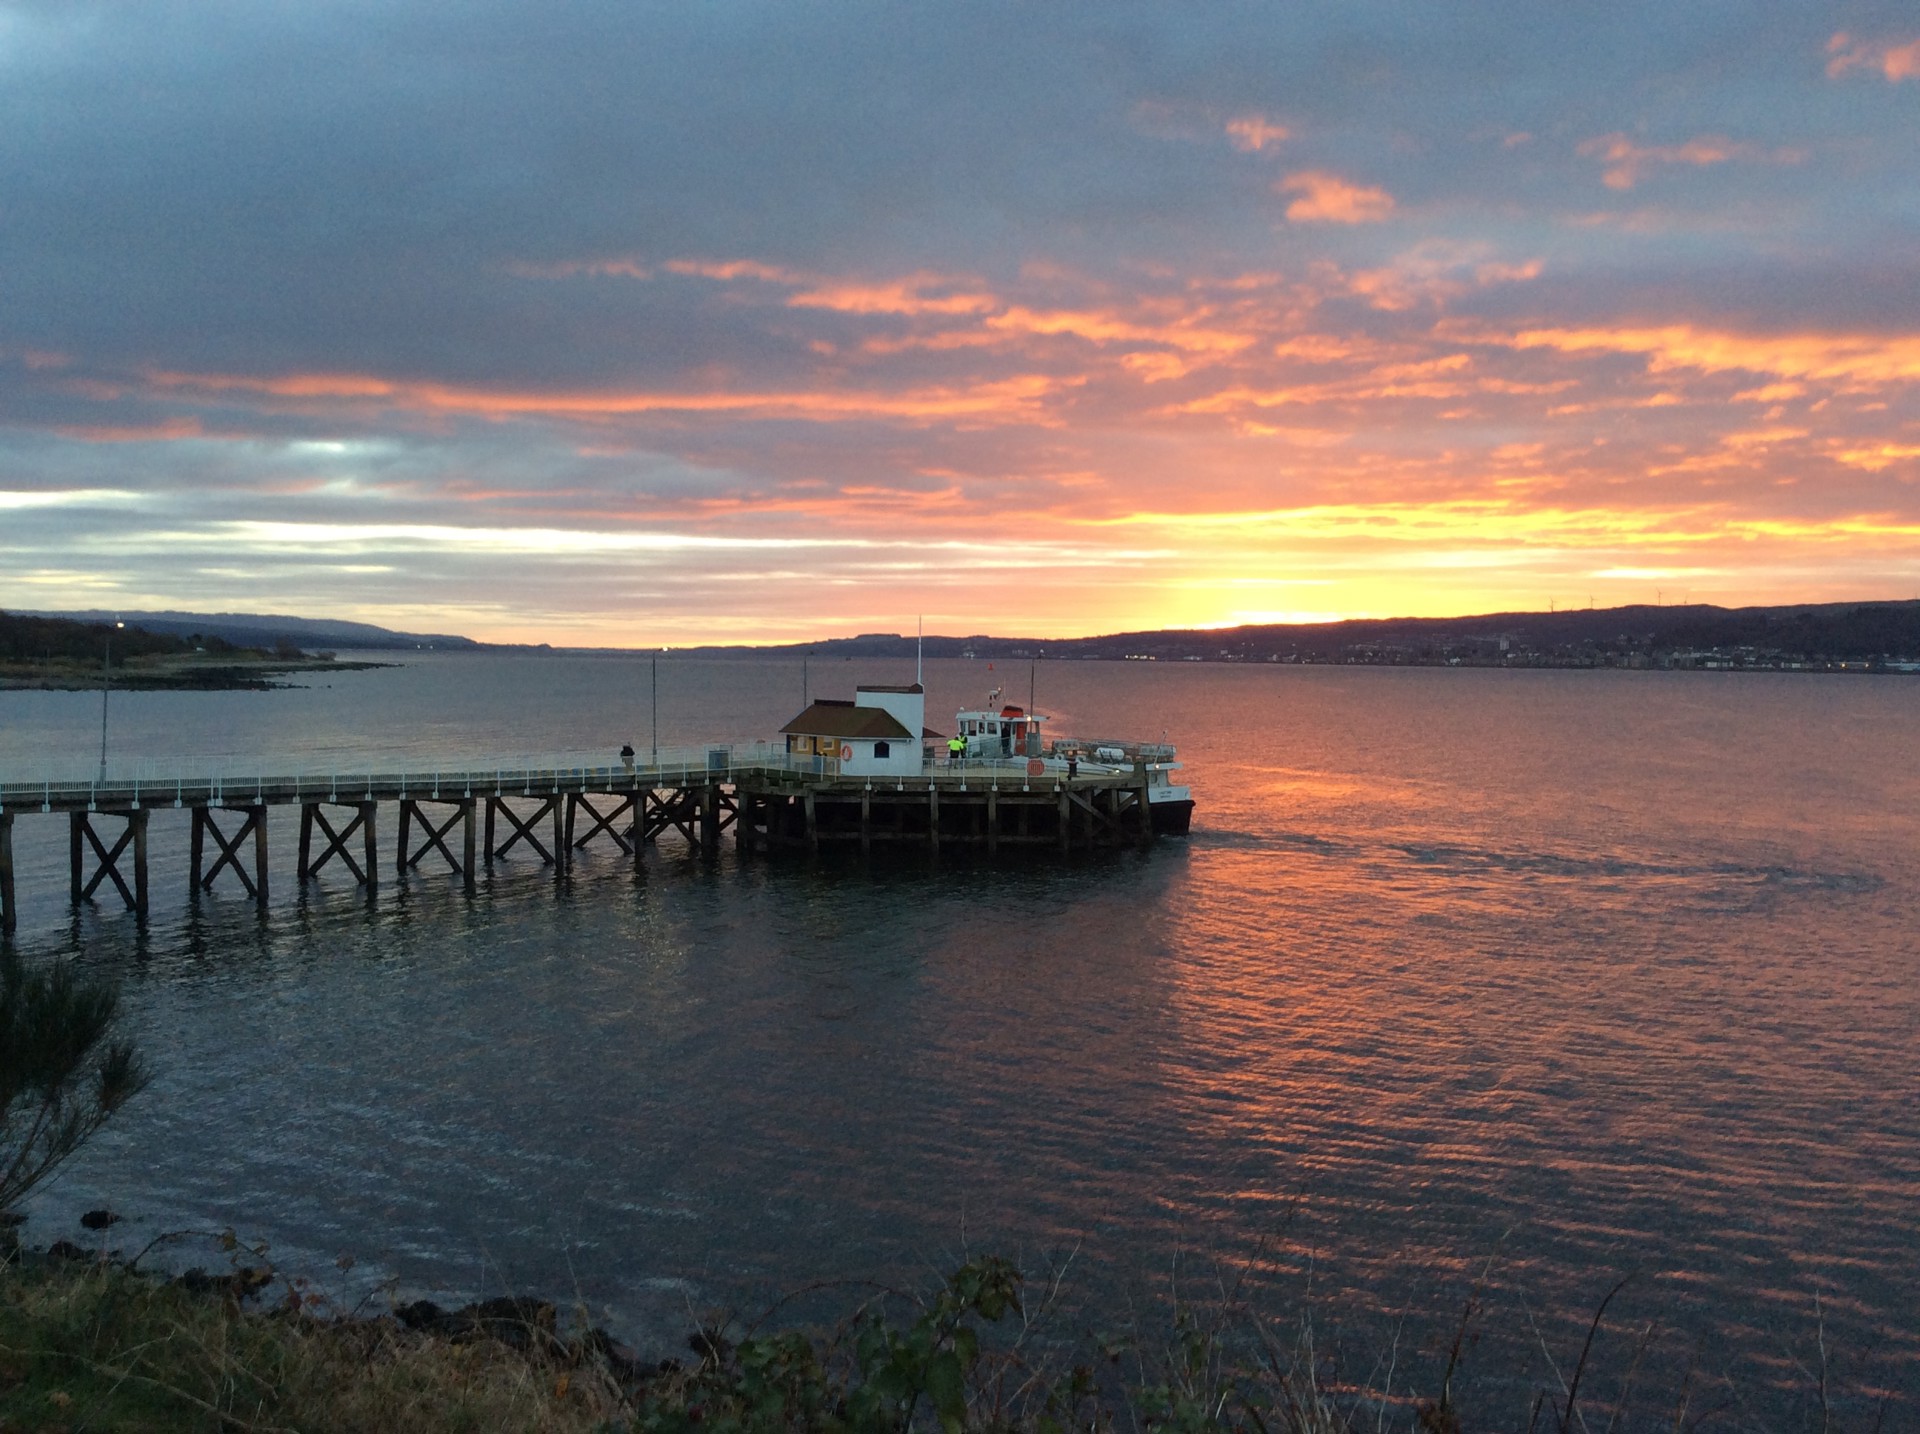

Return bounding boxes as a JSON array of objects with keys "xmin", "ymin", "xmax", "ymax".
[{"xmin": 781, "ymin": 684, "xmax": 933, "ymax": 777}]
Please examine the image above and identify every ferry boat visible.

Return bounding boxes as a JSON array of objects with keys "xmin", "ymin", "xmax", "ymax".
[{"xmin": 952, "ymin": 689, "xmax": 1194, "ymax": 836}]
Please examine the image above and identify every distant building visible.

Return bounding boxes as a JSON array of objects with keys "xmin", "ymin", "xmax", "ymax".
[{"xmin": 779, "ymin": 683, "xmax": 938, "ymax": 777}]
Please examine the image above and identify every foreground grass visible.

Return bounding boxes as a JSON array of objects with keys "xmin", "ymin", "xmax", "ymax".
[
  {"xmin": 0, "ymin": 1252, "xmax": 630, "ymax": 1433},
  {"xmin": 0, "ymin": 1243, "xmax": 1890, "ymax": 1432},
  {"xmin": 1, "ymin": 1248, "xmax": 1356, "ymax": 1434}
]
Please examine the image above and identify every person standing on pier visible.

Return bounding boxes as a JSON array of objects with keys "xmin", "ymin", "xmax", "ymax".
[
  {"xmin": 620, "ymin": 743, "xmax": 636, "ymax": 774},
  {"xmin": 948, "ymin": 735, "xmax": 966, "ymax": 764}
]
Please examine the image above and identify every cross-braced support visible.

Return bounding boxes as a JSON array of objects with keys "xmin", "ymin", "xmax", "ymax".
[
  {"xmin": 565, "ymin": 793, "xmax": 641, "ymax": 869},
  {"xmin": 298, "ymin": 801, "xmax": 378, "ymax": 890},
  {"xmin": 638, "ymin": 788, "xmax": 700, "ymax": 848},
  {"xmin": 69, "ymin": 809, "xmax": 149, "ymax": 916},
  {"xmin": 397, "ymin": 798, "xmax": 477, "ymax": 892},
  {"xmin": 484, "ymin": 795, "xmax": 564, "ymax": 868},
  {"xmin": 189, "ymin": 805, "xmax": 269, "ymax": 905}
]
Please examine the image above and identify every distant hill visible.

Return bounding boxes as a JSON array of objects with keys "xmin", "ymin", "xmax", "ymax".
[
  {"xmin": 679, "ymin": 600, "xmax": 1920, "ymax": 667},
  {"xmin": 32, "ymin": 610, "xmax": 479, "ymax": 652},
  {"xmin": 22, "ymin": 600, "xmax": 1920, "ymax": 667}
]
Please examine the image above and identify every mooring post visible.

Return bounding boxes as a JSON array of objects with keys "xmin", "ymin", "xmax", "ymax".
[
  {"xmin": 69, "ymin": 812, "xmax": 84, "ymax": 904},
  {"xmin": 361, "ymin": 801, "xmax": 378, "ymax": 891},
  {"xmin": 928, "ymin": 785, "xmax": 940, "ymax": 855},
  {"xmin": 1135, "ymin": 763, "xmax": 1154, "ymax": 849},
  {"xmin": 803, "ymin": 789, "xmax": 817, "ymax": 852},
  {"xmin": 1, "ymin": 812, "xmax": 17, "ymax": 937},
  {"xmin": 552, "ymin": 798, "xmax": 567, "ymax": 871},
  {"xmin": 250, "ymin": 804, "xmax": 268, "ymax": 906},
  {"xmin": 1057, "ymin": 786, "xmax": 1071, "ymax": 853},
  {"xmin": 701, "ymin": 783, "xmax": 720, "ymax": 856},
  {"xmin": 132, "ymin": 809, "xmax": 149, "ymax": 917},
  {"xmin": 462, "ymin": 799, "xmax": 477, "ymax": 894},
  {"xmin": 985, "ymin": 788, "xmax": 998, "ymax": 855},
  {"xmin": 860, "ymin": 787, "xmax": 871, "ymax": 856}
]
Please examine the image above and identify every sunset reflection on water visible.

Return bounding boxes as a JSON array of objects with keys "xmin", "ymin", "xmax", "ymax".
[{"xmin": 0, "ymin": 657, "xmax": 1914, "ymax": 1420}]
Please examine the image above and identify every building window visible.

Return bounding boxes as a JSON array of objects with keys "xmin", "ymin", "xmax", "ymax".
[{"xmin": 873, "ymin": 740, "xmax": 890, "ymax": 758}]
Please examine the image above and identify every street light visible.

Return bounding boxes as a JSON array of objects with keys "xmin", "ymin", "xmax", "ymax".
[{"xmin": 98, "ymin": 619, "xmax": 124, "ymax": 782}]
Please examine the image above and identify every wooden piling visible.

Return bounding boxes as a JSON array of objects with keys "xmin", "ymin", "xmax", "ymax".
[
  {"xmin": 251, "ymin": 806, "xmax": 268, "ymax": 905},
  {"xmin": 0, "ymin": 812, "xmax": 14, "ymax": 937},
  {"xmin": 134, "ymin": 809, "xmax": 150, "ymax": 915}
]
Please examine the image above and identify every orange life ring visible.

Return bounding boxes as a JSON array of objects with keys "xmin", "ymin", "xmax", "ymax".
[{"xmin": 840, "ymin": 743, "xmax": 854, "ymax": 761}]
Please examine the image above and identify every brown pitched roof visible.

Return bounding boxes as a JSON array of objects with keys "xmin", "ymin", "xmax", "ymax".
[{"xmin": 780, "ymin": 700, "xmax": 913, "ymax": 740}]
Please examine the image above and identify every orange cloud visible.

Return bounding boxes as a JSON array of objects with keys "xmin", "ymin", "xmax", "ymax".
[
  {"xmin": 1834, "ymin": 443, "xmax": 1920, "ymax": 471},
  {"xmin": 1827, "ymin": 32, "xmax": 1920, "ymax": 81},
  {"xmin": 986, "ymin": 305, "xmax": 1253, "ymax": 356},
  {"xmin": 662, "ymin": 258, "xmax": 801, "ymax": 283},
  {"xmin": 1225, "ymin": 114, "xmax": 1290, "ymax": 152},
  {"xmin": 1576, "ymin": 133, "xmax": 1806, "ymax": 189},
  {"xmin": 1462, "ymin": 322, "xmax": 1920, "ymax": 385},
  {"xmin": 54, "ymin": 417, "xmax": 205, "ymax": 442},
  {"xmin": 1277, "ymin": 171, "xmax": 1395, "ymax": 223},
  {"xmin": 787, "ymin": 278, "xmax": 995, "ymax": 316},
  {"xmin": 144, "ymin": 368, "xmax": 1065, "ymax": 425}
]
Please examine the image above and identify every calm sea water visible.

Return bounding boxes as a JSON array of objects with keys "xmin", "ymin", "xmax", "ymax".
[{"xmin": 2, "ymin": 655, "xmax": 1916, "ymax": 1424}]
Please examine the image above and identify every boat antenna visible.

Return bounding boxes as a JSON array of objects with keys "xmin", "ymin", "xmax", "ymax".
[{"xmin": 1028, "ymin": 657, "xmax": 1035, "ymax": 715}]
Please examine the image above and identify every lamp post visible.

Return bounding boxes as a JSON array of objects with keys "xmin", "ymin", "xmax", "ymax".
[
  {"xmin": 98, "ymin": 619, "xmax": 124, "ymax": 782},
  {"xmin": 651, "ymin": 650, "xmax": 658, "ymax": 763}
]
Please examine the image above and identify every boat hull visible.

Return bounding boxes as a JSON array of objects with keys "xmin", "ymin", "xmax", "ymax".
[{"xmin": 1149, "ymin": 797, "xmax": 1195, "ymax": 836}]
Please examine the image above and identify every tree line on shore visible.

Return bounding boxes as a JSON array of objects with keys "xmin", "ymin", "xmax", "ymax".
[{"xmin": 0, "ymin": 611, "xmax": 303, "ymax": 668}]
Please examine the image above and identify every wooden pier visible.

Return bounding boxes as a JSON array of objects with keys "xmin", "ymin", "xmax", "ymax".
[{"xmin": 0, "ymin": 750, "xmax": 1168, "ymax": 935}]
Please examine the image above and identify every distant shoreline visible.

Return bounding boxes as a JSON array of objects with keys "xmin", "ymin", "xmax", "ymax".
[{"xmin": 0, "ymin": 656, "xmax": 393, "ymax": 693}]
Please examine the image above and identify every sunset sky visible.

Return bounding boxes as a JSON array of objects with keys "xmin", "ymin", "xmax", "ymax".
[{"xmin": 3, "ymin": 3, "xmax": 1918, "ymax": 645}]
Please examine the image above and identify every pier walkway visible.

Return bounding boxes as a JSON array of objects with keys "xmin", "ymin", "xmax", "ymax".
[{"xmin": 0, "ymin": 743, "xmax": 1165, "ymax": 933}]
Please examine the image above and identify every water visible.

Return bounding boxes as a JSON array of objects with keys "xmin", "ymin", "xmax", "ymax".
[{"xmin": 2, "ymin": 656, "xmax": 1916, "ymax": 1424}]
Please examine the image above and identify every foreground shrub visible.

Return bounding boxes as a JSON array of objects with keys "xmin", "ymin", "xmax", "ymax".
[{"xmin": 0, "ymin": 949, "xmax": 148, "ymax": 1215}]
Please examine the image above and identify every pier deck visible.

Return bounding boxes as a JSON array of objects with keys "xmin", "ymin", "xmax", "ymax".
[{"xmin": 0, "ymin": 745, "xmax": 1166, "ymax": 933}]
